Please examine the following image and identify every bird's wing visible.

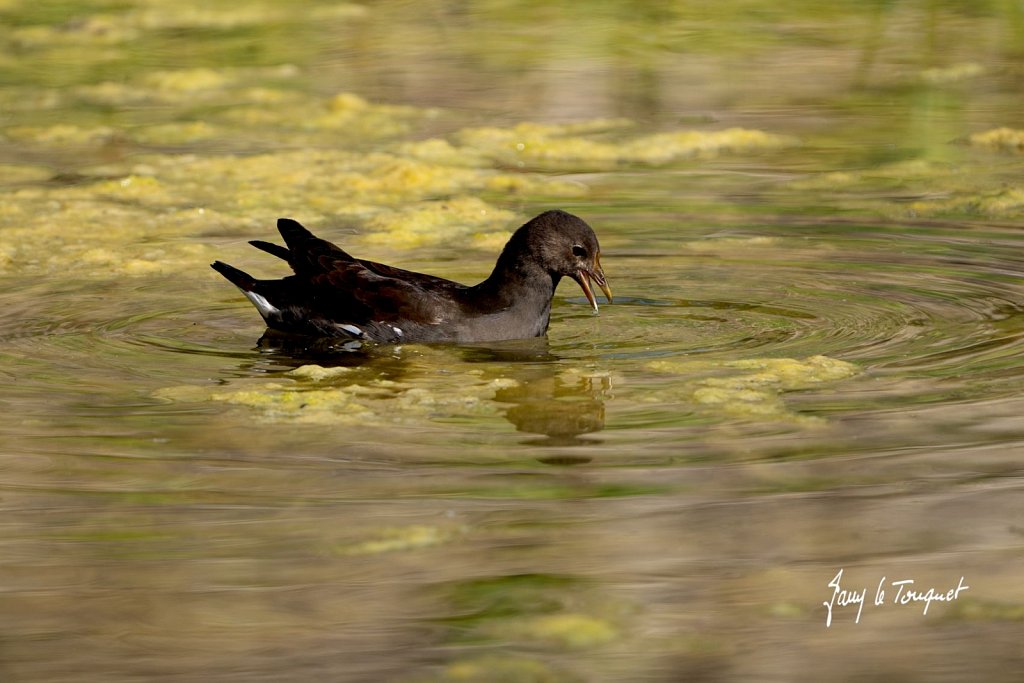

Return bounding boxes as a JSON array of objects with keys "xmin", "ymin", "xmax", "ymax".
[
  {"xmin": 353, "ymin": 258, "xmax": 464, "ymax": 289},
  {"xmin": 311, "ymin": 258, "xmax": 460, "ymax": 326}
]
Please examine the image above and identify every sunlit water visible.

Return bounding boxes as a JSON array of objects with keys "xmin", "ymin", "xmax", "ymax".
[{"xmin": 2, "ymin": 2, "xmax": 1023, "ymax": 682}]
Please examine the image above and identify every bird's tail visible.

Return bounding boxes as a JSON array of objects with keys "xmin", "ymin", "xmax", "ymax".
[
  {"xmin": 249, "ymin": 240, "xmax": 291, "ymax": 261},
  {"xmin": 211, "ymin": 261, "xmax": 257, "ymax": 291},
  {"xmin": 277, "ymin": 217, "xmax": 316, "ymax": 251}
]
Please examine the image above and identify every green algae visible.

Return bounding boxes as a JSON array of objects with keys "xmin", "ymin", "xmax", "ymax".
[
  {"xmin": 0, "ymin": 7, "xmax": 803, "ymax": 279},
  {"xmin": 2, "ymin": 77, "xmax": 799, "ymax": 279},
  {"xmin": 455, "ymin": 121, "xmax": 795, "ymax": 169},
  {"xmin": 968, "ymin": 127, "xmax": 1024, "ymax": 154},
  {"xmin": 332, "ymin": 524, "xmax": 466, "ymax": 556},
  {"xmin": 287, "ymin": 364, "xmax": 353, "ymax": 381},
  {"xmin": 0, "ymin": 191, "xmax": 220, "ymax": 277},
  {"xmin": 915, "ymin": 187, "xmax": 1024, "ymax": 218},
  {"xmin": 74, "ymin": 65, "xmax": 304, "ymax": 108},
  {"xmin": 0, "ymin": 149, "xmax": 520, "ymax": 277},
  {"xmin": 445, "ymin": 574, "xmax": 580, "ymax": 622},
  {"xmin": 437, "ymin": 573, "xmax": 621, "ymax": 654},
  {"xmin": 920, "ymin": 62, "xmax": 985, "ymax": 85},
  {"xmin": 647, "ymin": 355, "xmax": 860, "ymax": 422},
  {"xmin": 161, "ymin": 354, "xmax": 857, "ymax": 431},
  {"xmin": 129, "ymin": 3, "xmax": 365, "ymax": 30},
  {"xmin": 493, "ymin": 613, "xmax": 618, "ymax": 649},
  {"xmin": 362, "ymin": 197, "xmax": 517, "ymax": 249},
  {"xmin": 154, "ymin": 368, "xmax": 520, "ymax": 426},
  {"xmin": 4, "ymin": 123, "xmax": 117, "ymax": 146}
]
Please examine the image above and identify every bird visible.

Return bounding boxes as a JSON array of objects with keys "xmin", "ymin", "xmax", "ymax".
[{"xmin": 210, "ymin": 209, "xmax": 611, "ymax": 344}]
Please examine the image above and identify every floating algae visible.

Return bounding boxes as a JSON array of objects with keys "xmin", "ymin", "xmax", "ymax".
[
  {"xmin": 218, "ymin": 93, "xmax": 420, "ymax": 139},
  {"xmin": 396, "ymin": 138, "xmax": 489, "ymax": 168},
  {"xmin": 208, "ymin": 382, "xmax": 384, "ymax": 426},
  {"xmin": 916, "ymin": 187, "xmax": 1024, "ymax": 217},
  {"xmin": 287, "ymin": 364, "xmax": 354, "ymax": 382},
  {"xmin": 968, "ymin": 127, "xmax": 1024, "ymax": 154},
  {"xmin": 362, "ymin": 197, "xmax": 516, "ymax": 249},
  {"xmin": 920, "ymin": 62, "xmax": 985, "ymax": 85},
  {"xmin": 0, "ymin": 79, "xmax": 798, "ymax": 278},
  {"xmin": 332, "ymin": 524, "xmax": 465, "ymax": 556},
  {"xmin": 155, "ymin": 367, "xmax": 520, "ymax": 426},
  {"xmin": 142, "ymin": 67, "xmax": 234, "ymax": 94},
  {"xmin": 647, "ymin": 355, "xmax": 859, "ymax": 422},
  {"xmin": 0, "ymin": 191, "xmax": 219, "ymax": 277},
  {"xmin": 492, "ymin": 613, "xmax": 618, "ymax": 650},
  {"xmin": 130, "ymin": 2, "xmax": 366, "ymax": 30},
  {"xmin": 5, "ymin": 124, "xmax": 117, "ymax": 146},
  {"xmin": 0, "ymin": 133, "xmax": 580, "ymax": 278},
  {"xmin": 454, "ymin": 121, "xmax": 795, "ymax": 169},
  {"xmin": 433, "ymin": 655, "xmax": 569, "ymax": 683},
  {"xmin": 75, "ymin": 65, "xmax": 303, "ymax": 108}
]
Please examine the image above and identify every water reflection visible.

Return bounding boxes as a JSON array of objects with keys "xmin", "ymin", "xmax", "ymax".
[
  {"xmin": 256, "ymin": 328, "xmax": 377, "ymax": 361},
  {"xmin": 495, "ymin": 370, "xmax": 607, "ymax": 450},
  {"xmin": 247, "ymin": 330, "xmax": 610, "ymax": 449}
]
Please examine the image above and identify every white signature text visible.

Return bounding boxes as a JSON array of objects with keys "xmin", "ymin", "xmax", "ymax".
[{"xmin": 823, "ymin": 568, "xmax": 969, "ymax": 627}]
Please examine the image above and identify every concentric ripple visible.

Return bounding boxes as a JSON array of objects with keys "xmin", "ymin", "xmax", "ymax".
[
  {"xmin": 550, "ymin": 220, "xmax": 1024, "ymax": 428},
  {"xmin": 3, "ymin": 219, "xmax": 1024, "ymax": 452}
]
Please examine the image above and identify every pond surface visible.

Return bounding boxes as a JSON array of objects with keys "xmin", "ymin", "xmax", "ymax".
[{"xmin": 2, "ymin": 1, "xmax": 1024, "ymax": 681}]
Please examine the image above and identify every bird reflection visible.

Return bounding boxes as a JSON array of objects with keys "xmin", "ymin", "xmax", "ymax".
[
  {"xmin": 454, "ymin": 338, "xmax": 608, "ymax": 452},
  {"xmin": 240, "ymin": 331, "xmax": 609, "ymax": 456},
  {"xmin": 493, "ymin": 369, "xmax": 609, "ymax": 452},
  {"xmin": 256, "ymin": 329, "xmax": 370, "ymax": 360}
]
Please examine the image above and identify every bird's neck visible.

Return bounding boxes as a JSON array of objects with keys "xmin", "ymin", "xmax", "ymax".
[{"xmin": 473, "ymin": 246, "xmax": 559, "ymax": 313}]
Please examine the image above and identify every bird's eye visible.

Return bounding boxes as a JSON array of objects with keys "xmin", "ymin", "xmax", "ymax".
[{"xmin": 572, "ymin": 244, "xmax": 587, "ymax": 258}]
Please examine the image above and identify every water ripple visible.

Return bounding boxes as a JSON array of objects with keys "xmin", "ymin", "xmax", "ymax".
[{"xmin": 562, "ymin": 222, "xmax": 1024, "ymax": 405}]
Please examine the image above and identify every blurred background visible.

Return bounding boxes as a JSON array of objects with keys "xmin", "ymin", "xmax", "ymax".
[{"xmin": 1, "ymin": 1, "xmax": 1023, "ymax": 681}]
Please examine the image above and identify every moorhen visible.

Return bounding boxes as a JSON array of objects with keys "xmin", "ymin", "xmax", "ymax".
[{"xmin": 211, "ymin": 210, "xmax": 612, "ymax": 343}]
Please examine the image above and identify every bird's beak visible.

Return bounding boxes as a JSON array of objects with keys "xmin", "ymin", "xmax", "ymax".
[{"xmin": 573, "ymin": 253, "xmax": 613, "ymax": 313}]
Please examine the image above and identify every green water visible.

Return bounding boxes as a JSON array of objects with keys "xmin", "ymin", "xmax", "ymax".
[{"xmin": 2, "ymin": 2, "xmax": 1024, "ymax": 681}]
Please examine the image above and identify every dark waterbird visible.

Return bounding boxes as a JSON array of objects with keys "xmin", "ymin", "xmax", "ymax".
[{"xmin": 211, "ymin": 210, "xmax": 612, "ymax": 344}]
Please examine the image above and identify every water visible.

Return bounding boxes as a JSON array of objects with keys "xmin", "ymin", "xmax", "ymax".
[{"xmin": 2, "ymin": 2, "xmax": 1024, "ymax": 681}]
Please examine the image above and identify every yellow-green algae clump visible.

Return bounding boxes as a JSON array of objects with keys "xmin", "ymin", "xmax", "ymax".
[
  {"xmin": 0, "ymin": 151, "xmax": 566, "ymax": 277},
  {"xmin": 647, "ymin": 355, "xmax": 859, "ymax": 422},
  {"xmin": 491, "ymin": 613, "xmax": 618, "ymax": 650},
  {"xmin": 1, "ymin": 83, "xmax": 795, "ymax": 277},
  {"xmin": 432, "ymin": 655, "xmax": 570, "ymax": 683},
  {"xmin": 155, "ymin": 365, "xmax": 520, "ymax": 426},
  {"xmin": 968, "ymin": 127, "xmax": 1024, "ymax": 154},
  {"xmin": 362, "ymin": 197, "xmax": 517, "ymax": 249},
  {"xmin": 5, "ymin": 124, "xmax": 117, "ymax": 146},
  {"xmin": 920, "ymin": 62, "xmax": 985, "ymax": 84},
  {"xmin": 333, "ymin": 524, "xmax": 465, "ymax": 556},
  {"xmin": 456, "ymin": 121, "xmax": 795, "ymax": 168}
]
